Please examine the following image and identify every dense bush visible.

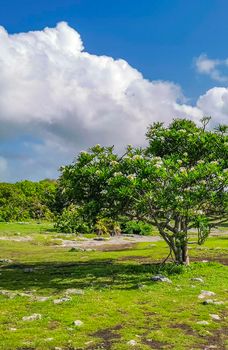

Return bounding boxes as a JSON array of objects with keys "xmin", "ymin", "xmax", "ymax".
[
  {"xmin": 55, "ymin": 205, "xmax": 90, "ymax": 234},
  {"xmin": 121, "ymin": 220, "xmax": 153, "ymax": 235},
  {"xmin": 0, "ymin": 180, "xmax": 57, "ymax": 222}
]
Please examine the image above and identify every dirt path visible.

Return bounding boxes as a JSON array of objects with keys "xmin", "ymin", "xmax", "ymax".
[{"xmin": 60, "ymin": 234, "xmax": 161, "ymax": 250}]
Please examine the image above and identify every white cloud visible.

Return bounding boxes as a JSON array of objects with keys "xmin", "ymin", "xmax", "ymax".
[
  {"xmin": 0, "ymin": 22, "xmax": 226, "ymax": 182},
  {"xmin": 195, "ymin": 54, "xmax": 228, "ymax": 82}
]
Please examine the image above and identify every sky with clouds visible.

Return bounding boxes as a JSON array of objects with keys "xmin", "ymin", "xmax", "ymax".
[{"xmin": 0, "ymin": 0, "xmax": 228, "ymax": 182}]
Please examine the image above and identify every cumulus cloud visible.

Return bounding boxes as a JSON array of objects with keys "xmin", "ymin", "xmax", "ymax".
[
  {"xmin": 0, "ymin": 22, "xmax": 226, "ymax": 181},
  {"xmin": 195, "ymin": 54, "xmax": 228, "ymax": 82}
]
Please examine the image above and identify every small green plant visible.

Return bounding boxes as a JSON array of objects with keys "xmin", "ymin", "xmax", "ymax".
[
  {"xmin": 95, "ymin": 217, "xmax": 121, "ymax": 236},
  {"xmin": 55, "ymin": 205, "xmax": 90, "ymax": 234}
]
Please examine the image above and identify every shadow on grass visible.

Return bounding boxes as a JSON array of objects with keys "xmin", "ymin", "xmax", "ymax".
[{"xmin": 0, "ymin": 259, "xmax": 183, "ymax": 292}]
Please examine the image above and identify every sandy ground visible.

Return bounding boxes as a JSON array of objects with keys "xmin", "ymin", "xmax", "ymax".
[{"xmin": 60, "ymin": 234, "xmax": 161, "ymax": 250}]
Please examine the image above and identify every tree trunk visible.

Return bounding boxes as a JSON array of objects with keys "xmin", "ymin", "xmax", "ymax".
[{"xmin": 173, "ymin": 242, "xmax": 189, "ymax": 265}]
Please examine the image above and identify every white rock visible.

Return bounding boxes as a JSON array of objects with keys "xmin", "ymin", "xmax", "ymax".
[
  {"xmin": 22, "ymin": 313, "xmax": 42, "ymax": 321},
  {"xmin": 191, "ymin": 277, "xmax": 204, "ymax": 283},
  {"xmin": 9, "ymin": 328, "xmax": 17, "ymax": 331},
  {"xmin": 66, "ymin": 289, "xmax": 84, "ymax": 295},
  {"xmin": 202, "ymin": 299, "xmax": 215, "ymax": 305},
  {"xmin": 73, "ymin": 320, "xmax": 83, "ymax": 326},
  {"xmin": 197, "ymin": 321, "xmax": 209, "ymax": 325},
  {"xmin": 53, "ymin": 297, "xmax": 71, "ymax": 304},
  {"xmin": 198, "ymin": 290, "xmax": 216, "ymax": 299},
  {"xmin": 214, "ymin": 301, "xmax": 225, "ymax": 305},
  {"xmin": 35, "ymin": 296, "xmax": 50, "ymax": 302},
  {"xmin": 151, "ymin": 275, "xmax": 172, "ymax": 283},
  {"xmin": 210, "ymin": 314, "xmax": 221, "ymax": 321},
  {"xmin": 127, "ymin": 340, "xmax": 137, "ymax": 346}
]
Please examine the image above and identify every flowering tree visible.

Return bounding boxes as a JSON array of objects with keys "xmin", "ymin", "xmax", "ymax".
[{"xmin": 59, "ymin": 119, "xmax": 228, "ymax": 264}]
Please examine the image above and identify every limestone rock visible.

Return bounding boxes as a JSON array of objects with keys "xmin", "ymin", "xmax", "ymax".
[
  {"xmin": 151, "ymin": 275, "xmax": 172, "ymax": 283},
  {"xmin": 22, "ymin": 313, "xmax": 42, "ymax": 321}
]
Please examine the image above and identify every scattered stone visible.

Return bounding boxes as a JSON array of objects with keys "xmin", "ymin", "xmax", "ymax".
[
  {"xmin": 202, "ymin": 260, "xmax": 208, "ymax": 263},
  {"xmin": 151, "ymin": 275, "xmax": 172, "ymax": 283},
  {"xmin": 202, "ymin": 299, "xmax": 215, "ymax": 305},
  {"xmin": 19, "ymin": 292, "xmax": 33, "ymax": 297},
  {"xmin": 66, "ymin": 288, "xmax": 84, "ymax": 295},
  {"xmin": 127, "ymin": 340, "xmax": 137, "ymax": 346},
  {"xmin": 35, "ymin": 296, "xmax": 50, "ymax": 302},
  {"xmin": 196, "ymin": 321, "xmax": 209, "ymax": 325},
  {"xmin": 53, "ymin": 297, "xmax": 71, "ymax": 304},
  {"xmin": 204, "ymin": 346, "xmax": 218, "ymax": 349},
  {"xmin": 54, "ymin": 347, "xmax": 62, "ymax": 350},
  {"xmin": 0, "ymin": 258, "xmax": 13, "ymax": 264},
  {"xmin": 9, "ymin": 328, "xmax": 17, "ymax": 331},
  {"xmin": 210, "ymin": 314, "xmax": 221, "ymax": 321},
  {"xmin": 198, "ymin": 290, "xmax": 216, "ymax": 299},
  {"xmin": 0, "ymin": 290, "xmax": 16, "ymax": 299},
  {"xmin": 85, "ymin": 341, "xmax": 93, "ymax": 345},
  {"xmin": 22, "ymin": 313, "xmax": 42, "ymax": 321},
  {"xmin": 23, "ymin": 267, "xmax": 34, "ymax": 273},
  {"xmin": 202, "ymin": 299, "xmax": 225, "ymax": 305},
  {"xmin": 214, "ymin": 301, "xmax": 225, "ymax": 305},
  {"xmin": 46, "ymin": 338, "xmax": 54, "ymax": 342},
  {"xmin": 191, "ymin": 277, "xmax": 204, "ymax": 283},
  {"xmin": 73, "ymin": 320, "xmax": 83, "ymax": 326}
]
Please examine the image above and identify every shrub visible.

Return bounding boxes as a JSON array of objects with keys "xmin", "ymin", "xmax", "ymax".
[{"xmin": 55, "ymin": 205, "xmax": 90, "ymax": 234}]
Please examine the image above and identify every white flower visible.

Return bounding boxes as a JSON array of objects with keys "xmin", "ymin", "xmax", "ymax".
[
  {"xmin": 110, "ymin": 160, "xmax": 118, "ymax": 166},
  {"xmin": 177, "ymin": 160, "xmax": 182, "ymax": 164},
  {"xmin": 154, "ymin": 163, "xmax": 162, "ymax": 168},
  {"xmin": 223, "ymin": 168, "xmax": 228, "ymax": 173},
  {"xmin": 210, "ymin": 161, "xmax": 218, "ymax": 165},
  {"xmin": 113, "ymin": 172, "xmax": 123, "ymax": 177},
  {"xmin": 132, "ymin": 155, "xmax": 143, "ymax": 160},
  {"xmin": 179, "ymin": 129, "xmax": 187, "ymax": 133},
  {"xmin": 95, "ymin": 170, "xmax": 101, "ymax": 175},
  {"xmin": 80, "ymin": 150, "xmax": 88, "ymax": 155},
  {"xmin": 197, "ymin": 160, "xmax": 205, "ymax": 164},
  {"xmin": 175, "ymin": 195, "xmax": 184, "ymax": 202},
  {"xmin": 127, "ymin": 174, "xmax": 136, "ymax": 180},
  {"xmin": 154, "ymin": 156, "xmax": 162, "ymax": 161},
  {"xmin": 179, "ymin": 167, "xmax": 186, "ymax": 172},
  {"xmin": 183, "ymin": 152, "xmax": 188, "ymax": 157}
]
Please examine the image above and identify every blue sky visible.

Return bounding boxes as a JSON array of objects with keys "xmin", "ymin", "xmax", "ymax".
[
  {"xmin": 0, "ymin": 0, "xmax": 228, "ymax": 181},
  {"xmin": 2, "ymin": 0, "xmax": 227, "ymax": 98}
]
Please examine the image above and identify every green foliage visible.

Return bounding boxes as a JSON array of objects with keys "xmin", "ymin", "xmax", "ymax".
[
  {"xmin": 95, "ymin": 217, "xmax": 121, "ymax": 236},
  {"xmin": 0, "ymin": 180, "xmax": 57, "ymax": 222},
  {"xmin": 55, "ymin": 205, "xmax": 90, "ymax": 234},
  {"xmin": 58, "ymin": 118, "xmax": 228, "ymax": 264},
  {"xmin": 121, "ymin": 220, "xmax": 153, "ymax": 236}
]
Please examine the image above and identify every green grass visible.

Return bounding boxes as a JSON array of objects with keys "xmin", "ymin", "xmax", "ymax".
[{"xmin": 0, "ymin": 222, "xmax": 227, "ymax": 350}]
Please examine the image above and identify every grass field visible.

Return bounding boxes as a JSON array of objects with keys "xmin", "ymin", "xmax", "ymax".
[{"xmin": 0, "ymin": 222, "xmax": 227, "ymax": 350}]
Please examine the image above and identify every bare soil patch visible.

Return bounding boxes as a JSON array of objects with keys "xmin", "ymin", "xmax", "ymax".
[{"xmin": 88, "ymin": 325, "xmax": 122, "ymax": 350}]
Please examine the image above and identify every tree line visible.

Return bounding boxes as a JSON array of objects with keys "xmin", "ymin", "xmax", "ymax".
[
  {"xmin": 0, "ymin": 179, "xmax": 57, "ymax": 221},
  {"xmin": 0, "ymin": 118, "xmax": 227, "ymax": 264}
]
